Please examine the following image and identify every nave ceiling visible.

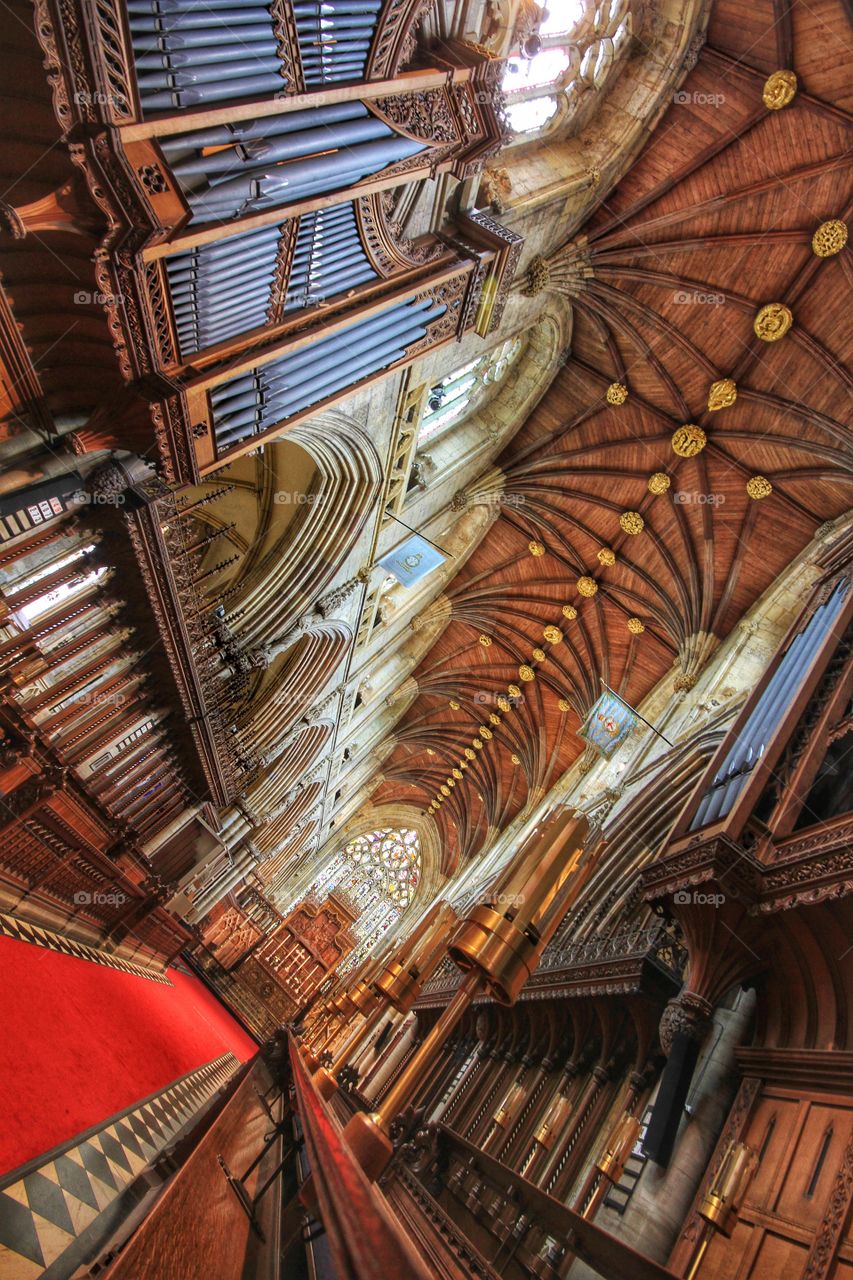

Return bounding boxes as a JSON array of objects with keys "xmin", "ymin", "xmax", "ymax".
[{"xmin": 365, "ymin": 0, "xmax": 852, "ymax": 873}]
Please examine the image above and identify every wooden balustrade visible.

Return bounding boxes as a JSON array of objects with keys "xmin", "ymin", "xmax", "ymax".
[
  {"xmin": 414, "ymin": 1123, "xmax": 680, "ymax": 1280},
  {"xmin": 289, "ymin": 1034, "xmax": 435, "ymax": 1279}
]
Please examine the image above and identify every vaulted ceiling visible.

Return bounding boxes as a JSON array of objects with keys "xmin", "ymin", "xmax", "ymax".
[{"xmin": 370, "ymin": 0, "xmax": 852, "ymax": 873}]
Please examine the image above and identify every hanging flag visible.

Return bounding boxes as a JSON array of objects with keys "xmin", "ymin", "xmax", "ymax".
[
  {"xmin": 378, "ymin": 533, "xmax": 446, "ymax": 588},
  {"xmin": 578, "ymin": 689, "xmax": 638, "ymax": 758}
]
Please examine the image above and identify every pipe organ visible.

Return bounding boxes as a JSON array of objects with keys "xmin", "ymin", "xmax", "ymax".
[
  {"xmin": 690, "ymin": 580, "xmax": 850, "ymax": 829},
  {"xmin": 14, "ymin": 0, "xmax": 520, "ymax": 483},
  {"xmin": 124, "ymin": 0, "xmax": 425, "ymax": 116}
]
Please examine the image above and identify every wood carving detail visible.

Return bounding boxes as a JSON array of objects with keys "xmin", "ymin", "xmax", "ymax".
[
  {"xmin": 269, "ymin": 0, "xmax": 305, "ymax": 93},
  {"xmin": 675, "ymin": 1076, "xmax": 762, "ymax": 1250},
  {"xmin": 356, "ymin": 194, "xmax": 443, "ymax": 277},
  {"xmin": 372, "ymin": 90, "xmax": 460, "ymax": 145},
  {"xmin": 802, "ymin": 1127, "xmax": 853, "ymax": 1279},
  {"xmin": 366, "ymin": 0, "xmax": 434, "ymax": 79}
]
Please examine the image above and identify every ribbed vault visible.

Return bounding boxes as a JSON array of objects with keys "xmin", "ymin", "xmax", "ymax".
[{"xmin": 366, "ymin": 0, "xmax": 852, "ymax": 871}]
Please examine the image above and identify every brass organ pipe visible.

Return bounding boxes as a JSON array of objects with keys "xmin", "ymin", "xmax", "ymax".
[
  {"xmin": 313, "ymin": 901, "xmax": 458, "ymax": 1095},
  {"xmin": 342, "ymin": 811, "xmax": 593, "ymax": 1180}
]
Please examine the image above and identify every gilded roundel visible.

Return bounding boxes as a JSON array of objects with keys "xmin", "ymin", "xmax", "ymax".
[
  {"xmin": 762, "ymin": 69, "xmax": 797, "ymax": 109},
  {"xmin": 746, "ymin": 475, "xmax": 773, "ymax": 500},
  {"xmin": 671, "ymin": 425, "xmax": 707, "ymax": 457},
  {"xmin": 811, "ymin": 220, "xmax": 847, "ymax": 257},
  {"xmin": 753, "ymin": 303, "xmax": 793, "ymax": 342},
  {"xmin": 707, "ymin": 379, "xmax": 737, "ymax": 411}
]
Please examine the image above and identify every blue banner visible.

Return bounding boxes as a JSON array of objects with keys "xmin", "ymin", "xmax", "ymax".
[
  {"xmin": 378, "ymin": 534, "xmax": 445, "ymax": 588},
  {"xmin": 578, "ymin": 690, "xmax": 638, "ymax": 758}
]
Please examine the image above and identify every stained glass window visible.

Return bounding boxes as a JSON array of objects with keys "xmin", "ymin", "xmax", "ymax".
[
  {"xmin": 298, "ymin": 828, "xmax": 422, "ymax": 973},
  {"xmin": 343, "ymin": 828, "xmax": 421, "ymax": 908},
  {"xmin": 503, "ymin": 0, "xmax": 632, "ymax": 139},
  {"xmin": 417, "ymin": 336, "xmax": 523, "ymax": 444}
]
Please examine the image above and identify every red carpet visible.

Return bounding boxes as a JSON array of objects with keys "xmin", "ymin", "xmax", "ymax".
[{"xmin": 0, "ymin": 935, "xmax": 257, "ymax": 1175}]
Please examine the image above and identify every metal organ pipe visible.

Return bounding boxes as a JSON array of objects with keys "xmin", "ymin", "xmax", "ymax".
[
  {"xmin": 164, "ymin": 203, "xmax": 378, "ymax": 358},
  {"xmin": 160, "ymin": 103, "xmax": 425, "ymax": 218},
  {"xmin": 130, "ymin": 0, "xmax": 284, "ymax": 111},
  {"xmin": 691, "ymin": 582, "xmax": 849, "ymax": 828},
  {"xmin": 212, "ymin": 299, "xmax": 443, "ymax": 447},
  {"xmin": 131, "ymin": 0, "xmax": 383, "ymax": 111},
  {"xmin": 698, "ymin": 627, "xmax": 815, "ymax": 826}
]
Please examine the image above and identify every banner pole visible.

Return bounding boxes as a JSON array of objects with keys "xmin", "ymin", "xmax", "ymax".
[
  {"xmin": 598, "ymin": 678, "xmax": 675, "ymax": 747},
  {"xmin": 383, "ymin": 510, "xmax": 454, "ymax": 559}
]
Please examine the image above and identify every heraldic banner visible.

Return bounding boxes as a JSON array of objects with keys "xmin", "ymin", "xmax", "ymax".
[{"xmin": 578, "ymin": 689, "xmax": 638, "ymax": 759}]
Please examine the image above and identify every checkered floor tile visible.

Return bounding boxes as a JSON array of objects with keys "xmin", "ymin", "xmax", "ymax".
[
  {"xmin": 0, "ymin": 1054, "xmax": 239, "ymax": 1279},
  {"xmin": 0, "ymin": 913, "xmax": 172, "ymax": 984}
]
